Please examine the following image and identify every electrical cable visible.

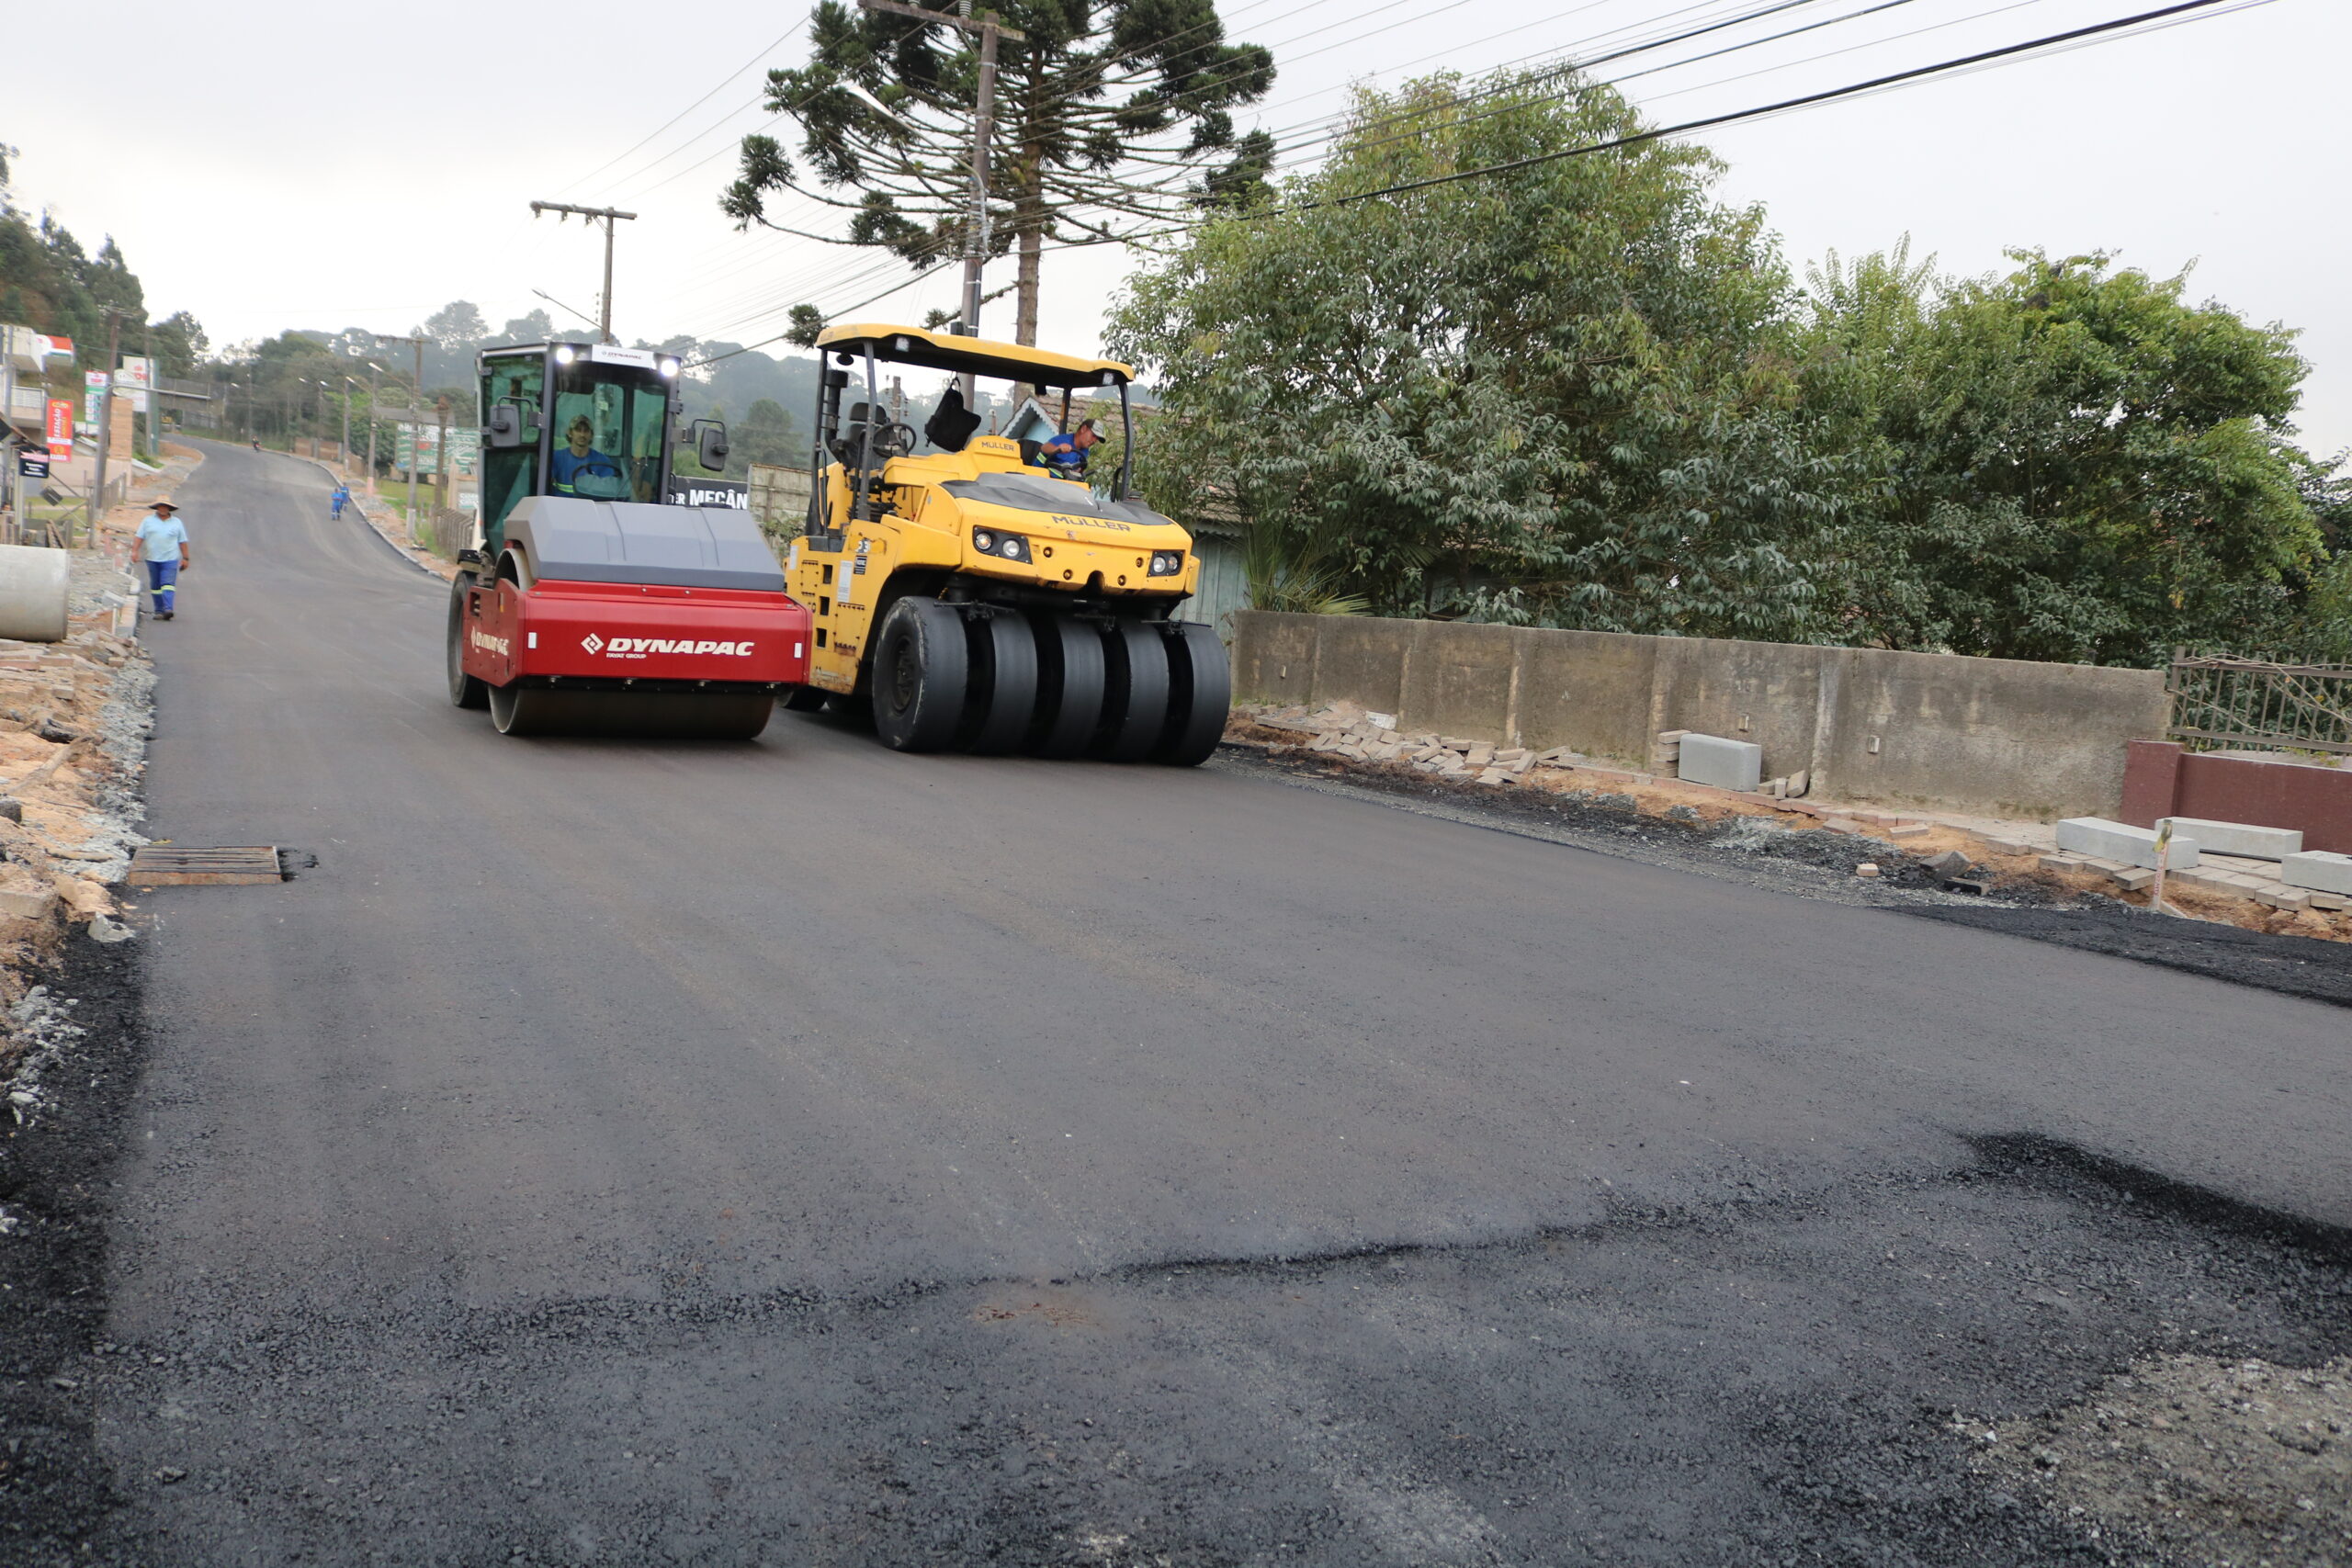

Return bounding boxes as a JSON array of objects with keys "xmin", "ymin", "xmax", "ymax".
[
  {"xmin": 676, "ymin": 0, "xmax": 2262, "ymax": 370},
  {"xmin": 557, "ymin": 18, "xmax": 810, "ymax": 198},
  {"xmin": 1026, "ymin": 0, "xmax": 2266, "ymax": 259}
]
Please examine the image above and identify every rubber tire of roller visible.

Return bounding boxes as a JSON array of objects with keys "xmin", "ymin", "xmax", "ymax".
[
  {"xmin": 965, "ymin": 612, "xmax": 1040, "ymax": 754},
  {"xmin": 1154, "ymin": 621, "xmax": 1230, "ymax": 767},
  {"xmin": 447, "ymin": 573, "xmax": 490, "ymax": 709},
  {"xmin": 488, "ymin": 686, "xmax": 775, "ymax": 739},
  {"xmin": 1025, "ymin": 613, "xmax": 1104, "ymax": 759},
  {"xmin": 1094, "ymin": 620, "xmax": 1170, "ymax": 762},
  {"xmin": 871, "ymin": 595, "xmax": 969, "ymax": 752},
  {"xmin": 779, "ymin": 685, "xmax": 829, "ymax": 712}
]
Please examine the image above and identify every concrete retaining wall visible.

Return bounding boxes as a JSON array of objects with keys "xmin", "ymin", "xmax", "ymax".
[{"xmin": 1232, "ymin": 612, "xmax": 2170, "ymax": 820}]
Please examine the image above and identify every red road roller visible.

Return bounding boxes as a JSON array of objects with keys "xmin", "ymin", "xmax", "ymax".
[{"xmin": 448, "ymin": 495, "xmax": 809, "ymax": 739}]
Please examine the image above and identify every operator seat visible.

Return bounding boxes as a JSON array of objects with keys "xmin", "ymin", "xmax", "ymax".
[
  {"xmin": 831, "ymin": 402, "xmax": 910, "ymax": 466},
  {"xmin": 922, "ymin": 386, "xmax": 983, "ymax": 454}
]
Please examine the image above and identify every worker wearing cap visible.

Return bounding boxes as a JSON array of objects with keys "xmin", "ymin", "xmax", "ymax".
[
  {"xmin": 136, "ymin": 498, "xmax": 191, "ymax": 621},
  {"xmin": 1037, "ymin": 419, "xmax": 1101, "ymax": 474}
]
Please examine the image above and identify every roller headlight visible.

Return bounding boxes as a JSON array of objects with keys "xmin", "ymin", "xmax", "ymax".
[
  {"xmin": 974, "ymin": 528, "xmax": 1030, "ymax": 563},
  {"xmin": 1148, "ymin": 549, "xmax": 1184, "ymax": 576},
  {"xmin": 554, "ymin": 345, "xmax": 577, "ymax": 366}
]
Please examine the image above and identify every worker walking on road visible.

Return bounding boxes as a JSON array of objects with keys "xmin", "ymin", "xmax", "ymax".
[
  {"xmin": 330, "ymin": 483, "xmax": 351, "ymax": 521},
  {"xmin": 137, "ymin": 498, "xmax": 191, "ymax": 621}
]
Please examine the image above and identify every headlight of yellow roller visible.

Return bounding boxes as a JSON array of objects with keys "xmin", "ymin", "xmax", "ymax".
[
  {"xmin": 1148, "ymin": 549, "xmax": 1184, "ymax": 576},
  {"xmin": 971, "ymin": 528, "xmax": 1033, "ymax": 564}
]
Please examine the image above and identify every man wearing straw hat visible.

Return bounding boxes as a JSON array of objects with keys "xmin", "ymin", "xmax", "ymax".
[{"xmin": 136, "ymin": 497, "xmax": 191, "ymax": 621}]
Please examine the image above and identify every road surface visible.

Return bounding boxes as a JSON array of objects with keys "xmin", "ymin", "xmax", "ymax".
[{"xmin": 74, "ymin": 443, "xmax": 2352, "ymax": 1564}]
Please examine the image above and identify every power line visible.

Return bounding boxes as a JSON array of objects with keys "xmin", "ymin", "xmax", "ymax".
[
  {"xmin": 1030, "ymin": 0, "xmax": 2267, "ymax": 258},
  {"xmin": 675, "ymin": 0, "xmax": 2265, "ymax": 368},
  {"xmin": 1259, "ymin": 0, "xmax": 1915, "ymax": 164},
  {"xmin": 559, "ymin": 19, "xmax": 810, "ymax": 198}
]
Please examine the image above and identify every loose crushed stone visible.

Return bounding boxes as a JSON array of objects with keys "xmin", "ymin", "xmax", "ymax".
[{"xmin": 1976, "ymin": 1352, "xmax": 2352, "ymax": 1566}]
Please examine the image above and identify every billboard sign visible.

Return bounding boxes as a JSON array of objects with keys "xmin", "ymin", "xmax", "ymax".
[
  {"xmin": 46, "ymin": 399, "xmax": 74, "ymax": 457},
  {"xmin": 85, "ymin": 370, "xmax": 109, "ymax": 389},
  {"xmin": 668, "ymin": 477, "xmax": 749, "ymax": 509},
  {"xmin": 117, "ymin": 355, "xmax": 153, "ymax": 389},
  {"xmin": 396, "ymin": 423, "xmax": 479, "ymax": 472},
  {"xmin": 17, "ymin": 451, "xmax": 50, "ymax": 480}
]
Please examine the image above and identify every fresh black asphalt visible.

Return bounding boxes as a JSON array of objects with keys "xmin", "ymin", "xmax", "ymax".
[{"xmin": 16, "ymin": 442, "xmax": 2351, "ymax": 1564}]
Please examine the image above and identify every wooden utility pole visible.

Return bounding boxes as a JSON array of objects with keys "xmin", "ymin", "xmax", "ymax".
[
  {"xmin": 528, "ymin": 201, "xmax": 638, "ymax": 344},
  {"xmin": 90, "ymin": 308, "xmax": 129, "ymax": 547},
  {"xmin": 142, "ymin": 317, "xmax": 158, "ymax": 459},
  {"xmin": 434, "ymin": 395, "xmax": 451, "ymax": 541},
  {"xmin": 374, "ymin": 333, "xmax": 428, "ymax": 536},
  {"xmin": 364, "ymin": 361, "xmax": 384, "ymax": 494},
  {"xmin": 858, "ymin": 0, "xmax": 1024, "ymax": 401}
]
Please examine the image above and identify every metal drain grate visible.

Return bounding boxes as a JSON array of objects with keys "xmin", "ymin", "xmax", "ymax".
[{"xmin": 127, "ymin": 846, "xmax": 285, "ymax": 886}]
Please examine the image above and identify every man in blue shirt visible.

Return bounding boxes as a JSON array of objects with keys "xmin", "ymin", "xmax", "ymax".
[
  {"xmin": 330, "ymin": 484, "xmax": 351, "ymax": 520},
  {"xmin": 136, "ymin": 498, "xmax": 191, "ymax": 621},
  {"xmin": 1036, "ymin": 418, "xmax": 1101, "ymax": 475},
  {"xmin": 549, "ymin": 415, "xmax": 629, "ymax": 497}
]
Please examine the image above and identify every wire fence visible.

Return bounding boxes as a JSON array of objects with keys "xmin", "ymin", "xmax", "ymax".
[{"xmin": 2165, "ymin": 651, "xmax": 2352, "ymax": 758}]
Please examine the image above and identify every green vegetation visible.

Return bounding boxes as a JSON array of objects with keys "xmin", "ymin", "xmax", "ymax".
[
  {"xmin": 1109, "ymin": 69, "xmax": 2346, "ymax": 665},
  {"xmin": 0, "ymin": 143, "xmax": 206, "ymax": 382}
]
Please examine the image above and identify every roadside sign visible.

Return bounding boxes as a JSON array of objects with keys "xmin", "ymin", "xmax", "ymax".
[
  {"xmin": 396, "ymin": 423, "xmax": 480, "ymax": 473},
  {"xmin": 45, "ymin": 398, "xmax": 74, "ymax": 457},
  {"xmin": 85, "ymin": 370, "xmax": 109, "ymax": 389},
  {"xmin": 17, "ymin": 451, "xmax": 49, "ymax": 479},
  {"xmin": 117, "ymin": 355, "xmax": 152, "ymax": 388},
  {"xmin": 84, "ymin": 391, "xmax": 103, "ymax": 424},
  {"xmin": 113, "ymin": 389, "xmax": 148, "ymax": 414},
  {"xmin": 669, "ymin": 477, "xmax": 749, "ymax": 509}
]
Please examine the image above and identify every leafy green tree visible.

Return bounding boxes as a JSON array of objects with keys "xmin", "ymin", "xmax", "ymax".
[
  {"xmin": 0, "ymin": 142, "xmax": 147, "ymax": 374},
  {"xmin": 723, "ymin": 0, "xmax": 1275, "ymax": 346},
  {"xmin": 1110, "ymin": 70, "xmax": 1842, "ymax": 640},
  {"xmin": 1799, "ymin": 248, "xmax": 2332, "ymax": 664},
  {"xmin": 496, "ymin": 309, "xmax": 556, "ymax": 344},
  {"xmin": 152, "ymin": 310, "xmax": 209, "ymax": 378},
  {"xmin": 736, "ymin": 397, "xmax": 799, "ymax": 474}
]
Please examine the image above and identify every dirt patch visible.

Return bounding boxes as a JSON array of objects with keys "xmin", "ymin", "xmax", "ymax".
[{"xmin": 1975, "ymin": 1353, "xmax": 2352, "ymax": 1566}]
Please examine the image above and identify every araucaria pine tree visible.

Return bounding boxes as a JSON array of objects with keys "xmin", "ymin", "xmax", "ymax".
[{"xmin": 722, "ymin": 1, "xmax": 1274, "ymax": 345}]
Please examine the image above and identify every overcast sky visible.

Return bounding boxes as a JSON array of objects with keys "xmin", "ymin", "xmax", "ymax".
[{"xmin": 16, "ymin": 0, "xmax": 2344, "ymax": 451}]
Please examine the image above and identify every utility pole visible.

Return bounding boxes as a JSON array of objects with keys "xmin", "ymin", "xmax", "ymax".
[
  {"xmin": 141, "ymin": 317, "xmax": 157, "ymax": 460},
  {"xmin": 374, "ymin": 333, "xmax": 428, "ymax": 538},
  {"xmin": 528, "ymin": 201, "xmax": 638, "ymax": 344},
  {"xmin": 341, "ymin": 376, "xmax": 357, "ymax": 468},
  {"xmin": 92, "ymin": 307, "xmax": 129, "ymax": 547},
  {"xmin": 364, "ymin": 361, "xmax": 385, "ymax": 494},
  {"xmin": 434, "ymin": 395, "xmax": 451, "ymax": 543},
  {"xmin": 858, "ymin": 0, "xmax": 1023, "ymax": 402}
]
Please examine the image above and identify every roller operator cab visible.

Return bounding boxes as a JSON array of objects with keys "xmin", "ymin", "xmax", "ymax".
[
  {"xmin": 447, "ymin": 341, "xmax": 811, "ymax": 739},
  {"xmin": 788, "ymin": 323, "xmax": 1227, "ymax": 765}
]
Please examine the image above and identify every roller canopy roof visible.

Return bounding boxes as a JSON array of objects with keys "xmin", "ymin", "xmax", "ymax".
[
  {"xmin": 815, "ymin": 322, "xmax": 1133, "ymax": 389},
  {"xmin": 505, "ymin": 497, "xmax": 786, "ymax": 592}
]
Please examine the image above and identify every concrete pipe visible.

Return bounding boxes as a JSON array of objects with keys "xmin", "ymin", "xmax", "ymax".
[{"xmin": 0, "ymin": 546, "xmax": 73, "ymax": 643}]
